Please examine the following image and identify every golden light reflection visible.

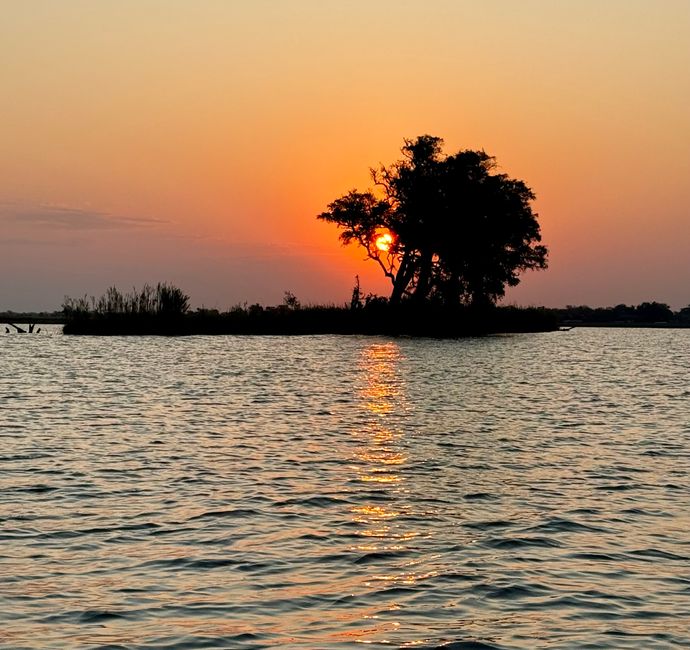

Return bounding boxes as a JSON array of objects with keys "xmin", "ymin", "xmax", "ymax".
[
  {"xmin": 359, "ymin": 342, "xmax": 406, "ymax": 416},
  {"xmin": 345, "ymin": 338, "xmax": 437, "ymax": 637},
  {"xmin": 350, "ymin": 342, "xmax": 418, "ymax": 552}
]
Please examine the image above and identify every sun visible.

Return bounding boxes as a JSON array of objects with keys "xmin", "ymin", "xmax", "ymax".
[{"xmin": 375, "ymin": 232, "xmax": 394, "ymax": 252}]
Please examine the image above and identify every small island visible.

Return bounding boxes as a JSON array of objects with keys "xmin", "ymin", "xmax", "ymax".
[
  {"xmin": 11, "ymin": 136, "xmax": 686, "ymax": 337},
  {"xmin": 60, "ymin": 136, "xmax": 556, "ymax": 337},
  {"xmin": 60, "ymin": 283, "xmax": 558, "ymax": 336}
]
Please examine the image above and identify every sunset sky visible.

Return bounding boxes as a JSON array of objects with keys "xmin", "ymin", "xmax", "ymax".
[{"xmin": 2, "ymin": 1, "xmax": 689, "ymax": 311}]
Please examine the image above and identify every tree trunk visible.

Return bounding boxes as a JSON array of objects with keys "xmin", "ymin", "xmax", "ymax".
[
  {"xmin": 389, "ymin": 252, "xmax": 414, "ymax": 305},
  {"xmin": 412, "ymin": 249, "xmax": 433, "ymax": 303}
]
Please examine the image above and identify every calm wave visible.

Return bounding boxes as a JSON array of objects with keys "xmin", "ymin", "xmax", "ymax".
[{"xmin": 1, "ymin": 328, "xmax": 689, "ymax": 648}]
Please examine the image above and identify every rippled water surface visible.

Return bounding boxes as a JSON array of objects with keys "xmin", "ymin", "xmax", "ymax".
[{"xmin": 1, "ymin": 328, "xmax": 689, "ymax": 649}]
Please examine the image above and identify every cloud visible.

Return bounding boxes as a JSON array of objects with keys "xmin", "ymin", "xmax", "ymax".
[
  {"xmin": 0, "ymin": 237, "xmax": 82, "ymax": 247},
  {"xmin": 0, "ymin": 203, "xmax": 167, "ymax": 231}
]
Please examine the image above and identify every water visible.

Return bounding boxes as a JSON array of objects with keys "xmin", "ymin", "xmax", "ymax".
[{"xmin": 1, "ymin": 328, "xmax": 689, "ymax": 649}]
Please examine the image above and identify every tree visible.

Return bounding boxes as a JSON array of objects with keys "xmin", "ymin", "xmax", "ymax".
[
  {"xmin": 635, "ymin": 301, "xmax": 673, "ymax": 322},
  {"xmin": 318, "ymin": 135, "xmax": 548, "ymax": 306}
]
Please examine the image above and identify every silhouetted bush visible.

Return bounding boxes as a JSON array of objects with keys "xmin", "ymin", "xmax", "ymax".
[
  {"xmin": 63, "ymin": 283, "xmax": 189, "ymax": 320},
  {"xmin": 62, "ymin": 284, "xmax": 558, "ymax": 336},
  {"xmin": 61, "ymin": 284, "xmax": 690, "ymax": 336},
  {"xmin": 63, "ymin": 283, "xmax": 190, "ymax": 334}
]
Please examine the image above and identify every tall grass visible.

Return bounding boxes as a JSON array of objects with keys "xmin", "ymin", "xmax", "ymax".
[
  {"xmin": 63, "ymin": 283, "xmax": 189, "ymax": 319},
  {"xmin": 62, "ymin": 283, "xmax": 558, "ymax": 336}
]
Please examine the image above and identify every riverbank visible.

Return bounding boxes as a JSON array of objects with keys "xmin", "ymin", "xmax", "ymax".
[
  {"xmin": 562, "ymin": 321, "xmax": 690, "ymax": 328},
  {"xmin": 0, "ymin": 312, "xmax": 66, "ymax": 325},
  {"xmin": 62, "ymin": 304, "xmax": 558, "ymax": 336},
  {"xmin": 11, "ymin": 289, "xmax": 688, "ymax": 335}
]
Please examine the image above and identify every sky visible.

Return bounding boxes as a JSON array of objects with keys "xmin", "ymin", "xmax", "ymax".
[{"xmin": 1, "ymin": 0, "xmax": 689, "ymax": 311}]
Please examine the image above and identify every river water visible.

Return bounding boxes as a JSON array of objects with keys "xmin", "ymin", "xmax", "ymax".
[{"xmin": 1, "ymin": 327, "xmax": 689, "ymax": 649}]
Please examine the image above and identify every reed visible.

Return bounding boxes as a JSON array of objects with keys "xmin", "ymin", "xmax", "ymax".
[{"xmin": 63, "ymin": 283, "xmax": 189, "ymax": 319}]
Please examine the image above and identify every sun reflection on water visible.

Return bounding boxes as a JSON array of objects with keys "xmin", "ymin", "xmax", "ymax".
[
  {"xmin": 350, "ymin": 342, "xmax": 423, "ymax": 572},
  {"xmin": 354, "ymin": 342, "xmax": 409, "ymax": 487},
  {"xmin": 359, "ymin": 342, "xmax": 408, "ymax": 416}
]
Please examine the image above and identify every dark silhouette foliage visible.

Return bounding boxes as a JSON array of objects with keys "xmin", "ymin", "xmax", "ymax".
[
  {"xmin": 556, "ymin": 301, "xmax": 675, "ymax": 325},
  {"xmin": 62, "ymin": 283, "xmax": 189, "ymax": 318},
  {"xmin": 60, "ymin": 282, "xmax": 558, "ymax": 336},
  {"xmin": 62, "ymin": 283, "xmax": 190, "ymax": 334},
  {"xmin": 318, "ymin": 135, "xmax": 548, "ymax": 306},
  {"xmin": 58, "ymin": 284, "xmax": 690, "ymax": 337},
  {"xmin": 634, "ymin": 301, "xmax": 673, "ymax": 323}
]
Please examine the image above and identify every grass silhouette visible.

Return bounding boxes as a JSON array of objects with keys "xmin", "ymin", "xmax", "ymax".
[{"xmin": 62, "ymin": 284, "xmax": 558, "ymax": 336}]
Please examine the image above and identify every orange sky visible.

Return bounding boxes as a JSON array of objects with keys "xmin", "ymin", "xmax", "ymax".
[{"xmin": 2, "ymin": 1, "xmax": 689, "ymax": 310}]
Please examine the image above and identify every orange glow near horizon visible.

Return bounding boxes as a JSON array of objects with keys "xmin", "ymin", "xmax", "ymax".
[{"xmin": 1, "ymin": 2, "xmax": 689, "ymax": 310}]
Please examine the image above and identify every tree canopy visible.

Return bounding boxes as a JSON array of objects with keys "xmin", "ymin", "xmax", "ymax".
[{"xmin": 318, "ymin": 135, "xmax": 548, "ymax": 307}]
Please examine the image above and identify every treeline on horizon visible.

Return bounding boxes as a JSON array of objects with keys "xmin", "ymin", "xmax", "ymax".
[
  {"xmin": 37, "ymin": 283, "xmax": 690, "ymax": 336},
  {"xmin": 558, "ymin": 302, "xmax": 690, "ymax": 325}
]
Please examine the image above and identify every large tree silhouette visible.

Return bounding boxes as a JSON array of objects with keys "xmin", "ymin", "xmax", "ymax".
[{"xmin": 318, "ymin": 135, "xmax": 548, "ymax": 306}]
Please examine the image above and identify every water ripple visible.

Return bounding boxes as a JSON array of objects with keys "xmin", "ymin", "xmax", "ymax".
[{"xmin": 1, "ymin": 327, "xmax": 689, "ymax": 648}]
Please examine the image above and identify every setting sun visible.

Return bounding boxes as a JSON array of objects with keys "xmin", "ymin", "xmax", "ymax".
[{"xmin": 375, "ymin": 233, "xmax": 394, "ymax": 252}]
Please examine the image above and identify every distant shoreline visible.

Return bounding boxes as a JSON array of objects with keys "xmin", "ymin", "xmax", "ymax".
[
  {"xmin": 4, "ymin": 312, "xmax": 690, "ymax": 336},
  {"xmin": 0, "ymin": 314, "xmax": 66, "ymax": 325},
  {"xmin": 562, "ymin": 321, "xmax": 690, "ymax": 328}
]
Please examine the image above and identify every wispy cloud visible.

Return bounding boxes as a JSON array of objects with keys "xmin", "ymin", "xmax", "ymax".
[{"xmin": 1, "ymin": 203, "xmax": 167, "ymax": 231}]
